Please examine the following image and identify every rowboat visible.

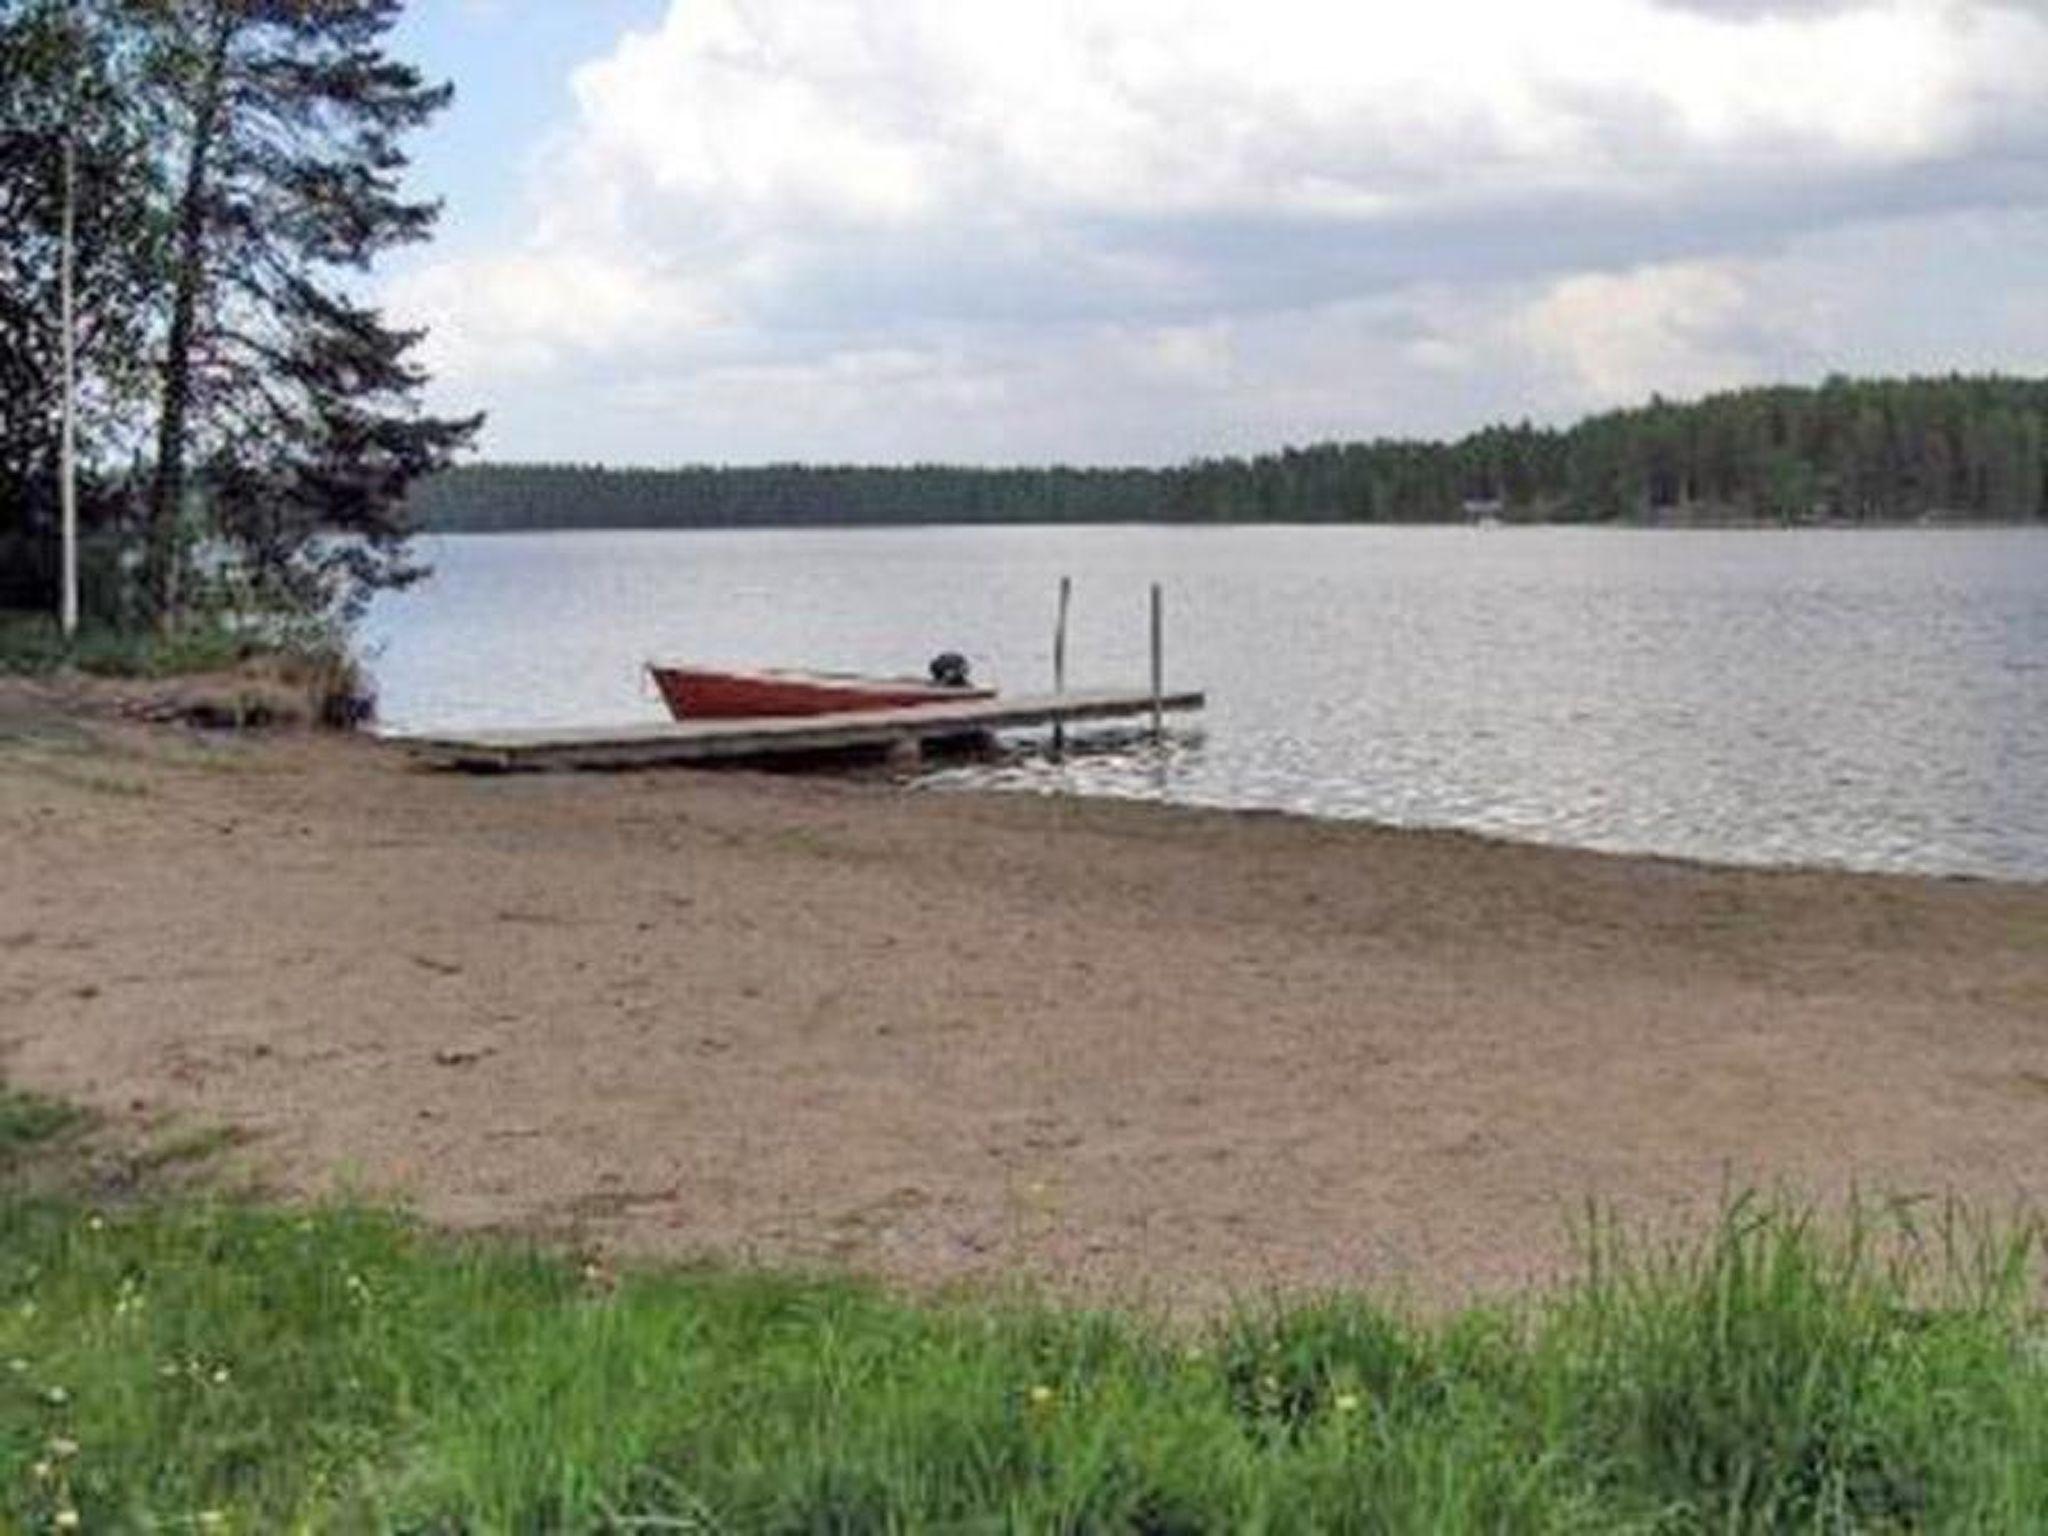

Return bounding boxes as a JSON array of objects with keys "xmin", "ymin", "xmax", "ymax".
[{"xmin": 648, "ymin": 661, "xmax": 994, "ymax": 721}]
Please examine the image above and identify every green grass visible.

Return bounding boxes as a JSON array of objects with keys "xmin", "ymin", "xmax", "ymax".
[
  {"xmin": 0, "ymin": 611, "xmax": 249, "ymax": 679},
  {"xmin": 0, "ymin": 1088, "xmax": 85, "ymax": 1171},
  {"xmin": 2, "ymin": 1081, "xmax": 2044, "ymax": 1531}
]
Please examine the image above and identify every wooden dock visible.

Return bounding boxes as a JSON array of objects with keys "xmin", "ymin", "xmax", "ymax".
[{"xmin": 386, "ymin": 687, "xmax": 1205, "ymax": 772}]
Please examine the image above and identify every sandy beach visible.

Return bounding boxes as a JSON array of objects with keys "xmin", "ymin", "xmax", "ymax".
[{"xmin": 4, "ymin": 682, "xmax": 2045, "ymax": 1306}]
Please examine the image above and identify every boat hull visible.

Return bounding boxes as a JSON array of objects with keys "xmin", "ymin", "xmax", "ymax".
[{"xmin": 649, "ymin": 666, "xmax": 994, "ymax": 721}]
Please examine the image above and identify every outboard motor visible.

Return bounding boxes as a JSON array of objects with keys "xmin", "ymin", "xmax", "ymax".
[{"xmin": 928, "ymin": 651, "xmax": 973, "ymax": 689}]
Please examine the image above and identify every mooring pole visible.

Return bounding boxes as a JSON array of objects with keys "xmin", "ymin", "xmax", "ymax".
[
  {"xmin": 1149, "ymin": 582, "xmax": 1164, "ymax": 747},
  {"xmin": 1052, "ymin": 574, "xmax": 1071, "ymax": 760},
  {"xmin": 59, "ymin": 133, "xmax": 78, "ymax": 637}
]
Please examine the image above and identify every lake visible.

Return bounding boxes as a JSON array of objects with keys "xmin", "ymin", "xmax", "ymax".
[{"xmin": 366, "ymin": 525, "xmax": 2048, "ymax": 883}]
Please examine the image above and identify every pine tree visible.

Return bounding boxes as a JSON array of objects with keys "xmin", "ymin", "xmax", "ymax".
[{"xmin": 139, "ymin": 0, "xmax": 479, "ymax": 626}]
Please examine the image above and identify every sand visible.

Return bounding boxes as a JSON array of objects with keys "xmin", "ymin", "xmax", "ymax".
[{"xmin": 4, "ymin": 682, "xmax": 2046, "ymax": 1307}]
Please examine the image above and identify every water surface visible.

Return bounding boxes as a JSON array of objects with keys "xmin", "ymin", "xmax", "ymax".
[{"xmin": 367, "ymin": 525, "xmax": 2048, "ymax": 882}]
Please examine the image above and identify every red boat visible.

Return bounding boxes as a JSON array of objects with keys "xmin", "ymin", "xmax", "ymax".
[{"xmin": 648, "ymin": 661, "xmax": 993, "ymax": 721}]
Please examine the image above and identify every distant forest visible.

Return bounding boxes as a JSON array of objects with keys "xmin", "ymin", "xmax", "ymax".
[{"xmin": 413, "ymin": 375, "xmax": 2048, "ymax": 532}]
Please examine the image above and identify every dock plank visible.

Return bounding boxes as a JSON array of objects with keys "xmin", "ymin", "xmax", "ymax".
[{"xmin": 386, "ymin": 688, "xmax": 1205, "ymax": 771}]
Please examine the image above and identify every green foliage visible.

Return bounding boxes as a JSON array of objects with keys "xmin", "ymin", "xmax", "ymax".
[
  {"xmin": 0, "ymin": 1186, "xmax": 2044, "ymax": 1531},
  {"xmin": 415, "ymin": 373, "xmax": 2048, "ymax": 532},
  {"xmin": 136, "ymin": 0, "xmax": 481, "ymax": 626},
  {"xmin": 0, "ymin": 0, "xmax": 168, "ymax": 553},
  {"xmin": 0, "ymin": 610, "xmax": 246, "ymax": 678},
  {"xmin": 0, "ymin": 0, "xmax": 477, "ymax": 629}
]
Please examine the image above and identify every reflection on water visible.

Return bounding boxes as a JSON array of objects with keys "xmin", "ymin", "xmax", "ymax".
[{"xmin": 368, "ymin": 525, "xmax": 2048, "ymax": 882}]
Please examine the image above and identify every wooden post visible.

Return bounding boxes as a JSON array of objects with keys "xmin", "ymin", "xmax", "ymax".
[
  {"xmin": 1149, "ymin": 582, "xmax": 1164, "ymax": 746},
  {"xmin": 1052, "ymin": 574, "xmax": 1071, "ymax": 760}
]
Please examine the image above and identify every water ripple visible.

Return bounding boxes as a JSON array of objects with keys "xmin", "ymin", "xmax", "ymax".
[{"xmin": 368, "ymin": 525, "xmax": 2048, "ymax": 884}]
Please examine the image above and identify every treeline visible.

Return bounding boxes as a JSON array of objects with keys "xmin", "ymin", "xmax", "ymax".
[{"xmin": 415, "ymin": 374, "xmax": 2048, "ymax": 532}]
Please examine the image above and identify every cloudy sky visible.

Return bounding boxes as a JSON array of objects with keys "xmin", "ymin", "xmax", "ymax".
[{"xmin": 384, "ymin": 0, "xmax": 2048, "ymax": 466}]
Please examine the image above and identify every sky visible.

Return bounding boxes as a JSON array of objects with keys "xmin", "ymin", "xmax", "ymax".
[{"xmin": 383, "ymin": 0, "xmax": 2048, "ymax": 467}]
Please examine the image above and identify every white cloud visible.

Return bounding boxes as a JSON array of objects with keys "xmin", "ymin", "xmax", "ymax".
[
  {"xmin": 1514, "ymin": 263, "xmax": 1757, "ymax": 403},
  {"xmin": 389, "ymin": 0, "xmax": 2048, "ymax": 462},
  {"xmin": 399, "ymin": 250, "xmax": 727, "ymax": 382}
]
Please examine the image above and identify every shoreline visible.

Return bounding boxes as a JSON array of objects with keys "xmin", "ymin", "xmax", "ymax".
[
  {"xmin": 922, "ymin": 770, "xmax": 2042, "ymax": 892},
  {"xmin": 414, "ymin": 516, "xmax": 2048, "ymax": 536},
  {"xmin": 4, "ymin": 689, "xmax": 2046, "ymax": 1305}
]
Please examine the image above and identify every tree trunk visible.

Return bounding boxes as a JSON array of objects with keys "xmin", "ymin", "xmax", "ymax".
[{"xmin": 145, "ymin": 9, "xmax": 233, "ymax": 634}]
